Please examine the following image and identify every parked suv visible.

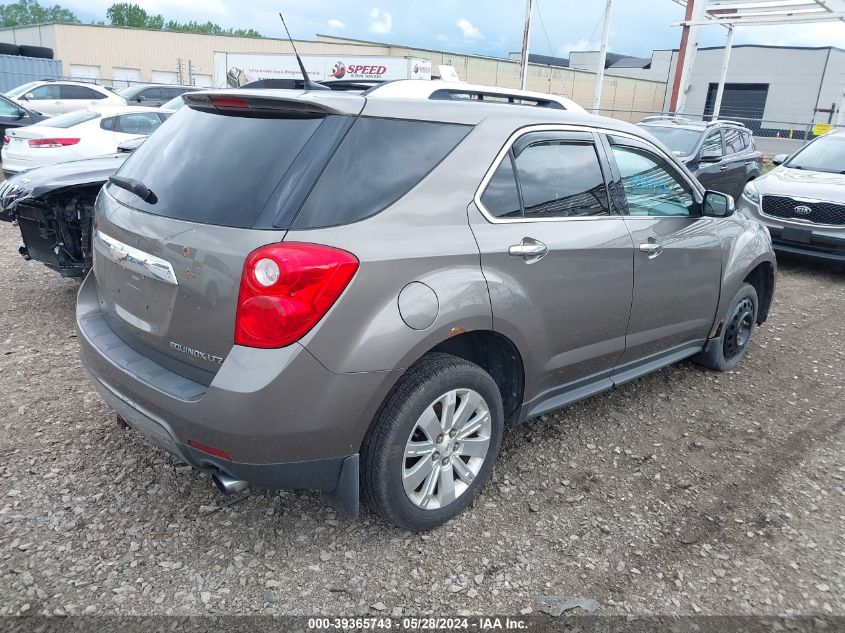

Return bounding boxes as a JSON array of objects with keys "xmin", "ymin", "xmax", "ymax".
[
  {"xmin": 738, "ymin": 129, "xmax": 845, "ymax": 261},
  {"xmin": 5, "ymin": 80, "xmax": 126, "ymax": 115},
  {"xmin": 638, "ymin": 117, "xmax": 762, "ymax": 200},
  {"xmin": 118, "ymin": 84, "xmax": 201, "ymax": 108},
  {"xmin": 77, "ymin": 83, "xmax": 776, "ymax": 530}
]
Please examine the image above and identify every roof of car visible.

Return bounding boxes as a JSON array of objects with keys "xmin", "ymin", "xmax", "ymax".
[
  {"xmin": 187, "ymin": 84, "xmax": 640, "ymax": 135},
  {"xmin": 639, "ymin": 116, "xmax": 749, "ymax": 133}
]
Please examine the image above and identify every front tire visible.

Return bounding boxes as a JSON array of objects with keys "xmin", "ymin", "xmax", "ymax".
[
  {"xmin": 694, "ymin": 283, "xmax": 758, "ymax": 372},
  {"xmin": 360, "ymin": 353, "xmax": 504, "ymax": 531}
]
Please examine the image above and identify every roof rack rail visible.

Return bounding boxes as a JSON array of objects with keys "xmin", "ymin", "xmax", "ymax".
[
  {"xmin": 707, "ymin": 118, "xmax": 747, "ymax": 128},
  {"xmin": 640, "ymin": 115, "xmax": 696, "ymax": 124},
  {"xmin": 366, "ymin": 80, "xmax": 586, "ymax": 112}
]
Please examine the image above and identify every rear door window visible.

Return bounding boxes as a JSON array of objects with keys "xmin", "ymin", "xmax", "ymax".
[
  {"xmin": 723, "ymin": 128, "xmax": 743, "ymax": 154},
  {"xmin": 292, "ymin": 117, "xmax": 471, "ymax": 229},
  {"xmin": 514, "ymin": 141, "xmax": 609, "ymax": 218},
  {"xmin": 62, "ymin": 85, "xmax": 105, "ymax": 100},
  {"xmin": 115, "ymin": 112, "xmax": 163, "ymax": 135},
  {"xmin": 700, "ymin": 131, "xmax": 723, "ymax": 158},
  {"xmin": 109, "ymin": 106, "xmax": 327, "ymax": 228}
]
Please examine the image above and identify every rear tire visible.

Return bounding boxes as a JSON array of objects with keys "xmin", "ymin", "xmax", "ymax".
[
  {"xmin": 694, "ymin": 283, "xmax": 758, "ymax": 372},
  {"xmin": 360, "ymin": 353, "xmax": 504, "ymax": 531}
]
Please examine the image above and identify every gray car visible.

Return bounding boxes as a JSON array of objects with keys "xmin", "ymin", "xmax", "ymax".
[
  {"xmin": 738, "ymin": 129, "xmax": 845, "ymax": 261},
  {"xmin": 76, "ymin": 83, "xmax": 776, "ymax": 530}
]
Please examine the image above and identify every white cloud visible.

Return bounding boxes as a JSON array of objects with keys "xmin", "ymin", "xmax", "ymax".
[
  {"xmin": 456, "ymin": 18, "xmax": 483, "ymax": 40},
  {"xmin": 327, "ymin": 18, "xmax": 345, "ymax": 30},
  {"xmin": 368, "ymin": 7, "xmax": 392, "ymax": 34},
  {"xmin": 560, "ymin": 38, "xmax": 601, "ymax": 55}
]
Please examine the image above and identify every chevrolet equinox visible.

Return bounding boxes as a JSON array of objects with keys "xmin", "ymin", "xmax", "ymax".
[{"xmin": 77, "ymin": 82, "xmax": 776, "ymax": 530}]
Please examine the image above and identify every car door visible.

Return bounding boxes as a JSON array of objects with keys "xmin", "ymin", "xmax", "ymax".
[
  {"xmin": 604, "ymin": 134, "xmax": 722, "ymax": 374},
  {"xmin": 136, "ymin": 87, "xmax": 162, "ymax": 107},
  {"xmin": 60, "ymin": 85, "xmax": 107, "ymax": 112},
  {"xmin": 693, "ymin": 129, "xmax": 726, "ymax": 192},
  {"xmin": 720, "ymin": 127, "xmax": 749, "ymax": 199},
  {"xmin": 469, "ymin": 128, "xmax": 635, "ymax": 413},
  {"xmin": 24, "ymin": 83, "xmax": 62, "ymax": 114}
]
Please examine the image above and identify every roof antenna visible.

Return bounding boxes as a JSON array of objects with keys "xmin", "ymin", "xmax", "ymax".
[{"xmin": 279, "ymin": 13, "xmax": 329, "ymax": 91}]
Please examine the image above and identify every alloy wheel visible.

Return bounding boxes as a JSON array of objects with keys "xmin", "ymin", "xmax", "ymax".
[{"xmin": 402, "ymin": 388, "xmax": 492, "ymax": 510}]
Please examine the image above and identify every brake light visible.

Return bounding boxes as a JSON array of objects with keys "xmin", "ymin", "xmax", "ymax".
[
  {"xmin": 28, "ymin": 138, "xmax": 80, "ymax": 148},
  {"xmin": 234, "ymin": 242, "xmax": 359, "ymax": 348},
  {"xmin": 2, "ymin": 135, "xmax": 8, "ymax": 145},
  {"xmin": 209, "ymin": 95, "xmax": 250, "ymax": 109}
]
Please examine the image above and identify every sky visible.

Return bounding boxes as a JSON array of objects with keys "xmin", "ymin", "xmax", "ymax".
[{"xmin": 62, "ymin": 0, "xmax": 845, "ymax": 59}]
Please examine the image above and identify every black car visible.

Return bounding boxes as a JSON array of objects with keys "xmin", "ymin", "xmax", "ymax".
[
  {"xmin": 638, "ymin": 117, "xmax": 763, "ymax": 200},
  {"xmin": 0, "ymin": 93, "xmax": 47, "ymax": 141},
  {"xmin": 0, "ymin": 137, "xmax": 143, "ymax": 277},
  {"xmin": 117, "ymin": 84, "xmax": 201, "ymax": 108}
]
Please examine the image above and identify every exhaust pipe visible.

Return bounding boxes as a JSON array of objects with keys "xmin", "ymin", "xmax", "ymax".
[{"xmin": 211, "ymin": 472, "xmax": 249, "ymax": 495}]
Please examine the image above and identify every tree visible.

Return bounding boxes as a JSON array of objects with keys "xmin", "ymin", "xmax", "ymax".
[
  {"xmin": 107, "ymin": 3, "xmax": 260, "ymax": 37},
  {"xmin": 106, "ymin": 3, "xmax": 164, "ymax": 30},
  {"xmin": 0, "ymin": 0, "xmax": 79, "ymax": 27}
]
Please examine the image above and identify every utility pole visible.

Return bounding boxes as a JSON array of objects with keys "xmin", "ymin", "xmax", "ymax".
[
  {"xmin": 669, "ymin": 0, "xmax": 705, "ymax": 114},
  {"xmin": 518, "ymin": 0, "xmax": 534, "ymax": 90},
  {"xmin": 592, "ymin": 0, "xmax": 613, "ymax": 114},
  {"xmin": 711, "ymin": 25, "xmax": 734, "ymax": 119}
]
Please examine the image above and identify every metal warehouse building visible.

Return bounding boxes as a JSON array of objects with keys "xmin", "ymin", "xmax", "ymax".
[
  {"xmin": 0, "ymin": 23, "xmax": 666, "ymax": 121},
  {"xmin": 569, "ymin": 44, "xmax": 845, "ymax": 135}
]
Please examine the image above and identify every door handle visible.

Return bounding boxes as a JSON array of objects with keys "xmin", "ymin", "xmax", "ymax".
[
  {"xmin": 639, "ymin": 242, "xmax": 664, "ymax": 258},
  {"xmin": 719, "ymin": 165, "xmax": 729, "ymax": 171},
  {"xmin": 508, "ymin": 237, "xmax": 548, "ymax": 263}
]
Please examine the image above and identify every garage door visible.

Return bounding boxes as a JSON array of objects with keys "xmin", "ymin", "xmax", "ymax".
[
  {"xmin": 704, "ymin": 83, "xmax": 769, "ymax": 133},
  {"xmin": 70, "ymin": 64, "xmax": 101, "ymax": 82},
  {"xmin": 151, "ymin": 70, "xmax": 179, "ymax": 85},
  {"xmin": 191, "ymin": 74, "xmax": 212, "ymax": 88},
  {"xmin": 113, "ymin": 67, "xmax": 141, "ymax": 88}
]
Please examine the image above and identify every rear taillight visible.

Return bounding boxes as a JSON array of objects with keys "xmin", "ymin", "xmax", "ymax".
[
  {"xmin": 2, "ymin": 135, "xmax": 9, "ymax": 145},
  {"xmin": 28, "ymin": 138, "xmax": 80, "ymax": 148},
  {"xmin": 234, "ymin": 242, "xmax": 359, "ymax": 348}
]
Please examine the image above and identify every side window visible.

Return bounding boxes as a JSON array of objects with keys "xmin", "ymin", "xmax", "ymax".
[
  {"xmin": 743, "ymin": 132, "xmax": 755, "ymax": 150},
  {"xmin": 700, "ymin": 132, "xmax": 723, "ymax": 157},
  {"xmin": 163, "ymin": 87, "xmax": 185, "ymax": 99},
  {"xmin": 116, "ymin": 112, "xmax": 163, "ymax": 135},
  {"xmin": 30, "ymin": 84, "xmax": 60, "ymax": 100},
  {"xmin": 61, "ymin": 85, "xmax": 105, "ymax": 100},
  {"xmin": 611, "ymin": 144, "xmax": 697, "ymax": 217},
  {"xmin": 480, "ymin": 152, "xmax": 522, "ymax": 218},
  {"xmin": 139, "ymin": 87, "xmax": 161, "ymax": 101},
  {"xmin": 0, "ymin": 98, "xmax": 22, "ymax": 116},
  {"xmin": 723, "ymin": 128, "xmax": 743, "ymax": 154},
  {"xmin": 294, "ymin": 118, "xmax": 471, "ymax": 229},
  {"xmin": 513, "ymin": 141, "xmax": 609, "ymax": 218},
  {"xmin": 100, "ymin": 116, "xmax": 116, "ymax": 131}
]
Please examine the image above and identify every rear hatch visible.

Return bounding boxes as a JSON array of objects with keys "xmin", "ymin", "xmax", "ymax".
[{"xmin": 92, "ymin": 91, "xmax": 364, "ymax": 383}]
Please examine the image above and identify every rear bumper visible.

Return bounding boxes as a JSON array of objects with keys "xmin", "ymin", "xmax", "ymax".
[{"xmin": 76, "ymin": 271, "xmax": 399, "ymax": 508}]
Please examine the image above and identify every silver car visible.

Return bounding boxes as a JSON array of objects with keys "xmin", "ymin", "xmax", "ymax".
[
  {"xmin": 76, "ymin": 82, "xmax": 776, "ymax": 530},
  {"xmin": 738, "ymin": 129, "xmax": 845, "ymax": 261}
]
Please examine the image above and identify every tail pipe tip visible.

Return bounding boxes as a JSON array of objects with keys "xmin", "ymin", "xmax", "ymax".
[{"xmin": 211, "ymin": 471, "xmax": 249, "ymax": 495}]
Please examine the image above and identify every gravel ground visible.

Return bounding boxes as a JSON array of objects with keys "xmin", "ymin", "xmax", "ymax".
[{"xmin": 0, "ymin": 220, "xmax": 843, "ymax": 618}]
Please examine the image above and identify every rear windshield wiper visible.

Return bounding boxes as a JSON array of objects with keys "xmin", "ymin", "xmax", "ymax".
[{"xmin": 108, "ymin": 175, "xmax": 157, "ymax": 204}]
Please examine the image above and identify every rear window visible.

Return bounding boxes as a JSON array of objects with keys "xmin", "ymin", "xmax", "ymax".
[
  {"xmin": 45, "ymin": 110, "xmax": 100, "ymax": 128},
  {"xmin": 293, "ymin": 117, "xmax": 471, "ymax": 229},
  {"xmin": 109, "ymin": 106, "xmax": 325, "ymax": 228}
]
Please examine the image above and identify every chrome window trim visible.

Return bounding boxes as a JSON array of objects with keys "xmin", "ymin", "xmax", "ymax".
[
  {"xmin": 94, "ymin": 230, "xmax": 178, "ymax": 286},
  {"xmin": 474, "ymin": 124, "xmax": 704, "ymax": 225}
]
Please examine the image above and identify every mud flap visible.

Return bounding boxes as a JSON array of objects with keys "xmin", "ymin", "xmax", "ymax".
[{"xmin": 322, "ymin": 454, "xmax": 359, "ymax": 520}]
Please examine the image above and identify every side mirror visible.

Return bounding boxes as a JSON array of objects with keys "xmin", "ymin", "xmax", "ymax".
[
  {"xmin": 699, "ymin": 150, "xmax": 722, "ymax": 163},
  {"xmin": 12, "ymin": 108, "xmax": 25, "ymax": 120},
  {"xmin": 22, "ymin": 92, "xmax": 34, "ymax": 101},
  {"xmin": 772, "ymin": 154, "xmax": 788, "ymax": 166},
  {"xmin": 703, "ymin": 190, "xmax": 735, "ymax": 218},
  {"xmin": 137, "ymin": 94, "xmax": 145, "ymax": 102}
]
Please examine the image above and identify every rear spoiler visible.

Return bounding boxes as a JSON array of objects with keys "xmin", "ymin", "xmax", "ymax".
[{"xmin": 183, "ymin": 90, "xmax": 365, "ymax": 117}]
